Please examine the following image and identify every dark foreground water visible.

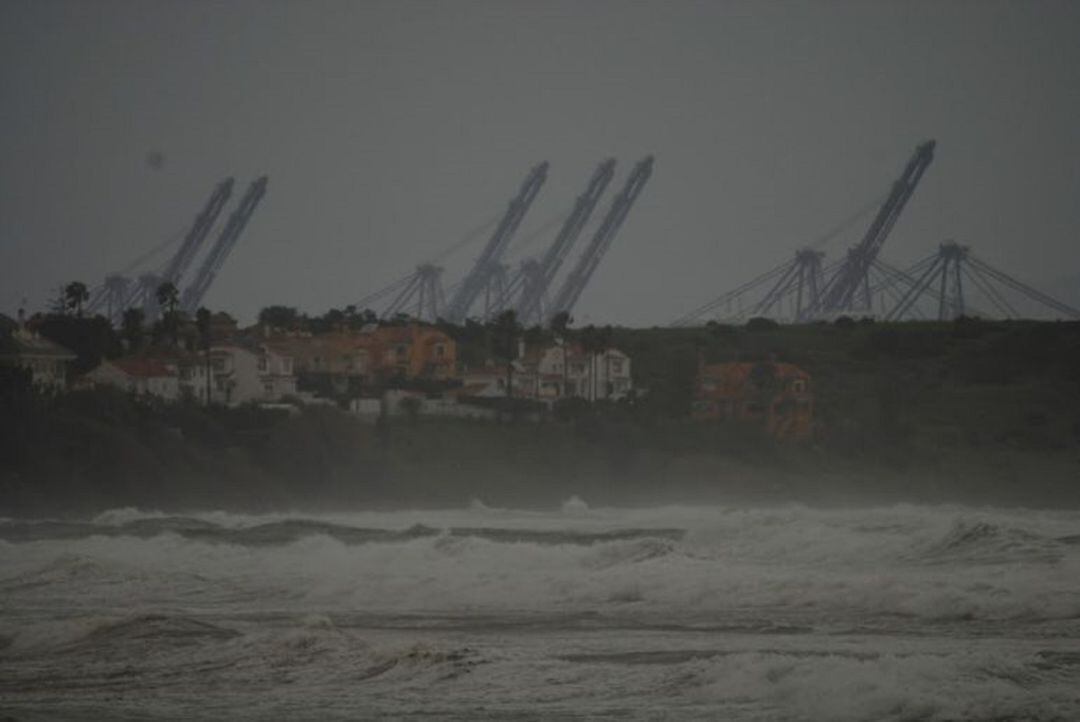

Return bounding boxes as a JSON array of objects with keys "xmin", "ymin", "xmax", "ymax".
[{"xmin": 2, "ymin": 502, "xmax": 1079, "ymax": 720}]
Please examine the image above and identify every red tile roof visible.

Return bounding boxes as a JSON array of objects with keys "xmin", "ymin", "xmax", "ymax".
[{"xmin": 112, "ymin": 358, "xmax": 177, "ymax": 378}]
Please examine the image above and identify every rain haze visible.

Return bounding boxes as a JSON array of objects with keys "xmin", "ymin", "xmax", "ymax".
[
  {"xmin": 2, "ymin": 0, "xmax": 1079, "ymax": 322},
  {"xmin": 4, "ymin": 2, "xmax": 1080, "ymax": 721}
]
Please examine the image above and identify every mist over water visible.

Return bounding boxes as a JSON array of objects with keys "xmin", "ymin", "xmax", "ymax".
[{"xmin": 3, "ymin": 501, "xmax": 1079, "ymax": 720}]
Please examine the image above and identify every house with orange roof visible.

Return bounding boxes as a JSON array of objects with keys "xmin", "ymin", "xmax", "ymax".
[
  {"xmin": 693, "ymin": 360, "xmax": 813, "ymax": 440},
  {"xmin": 265, "ymin": 323, "xmax": 456, "ymax": 396},
  {"xmin": 371, "ymin": 324, "xmax": 456, "ymax": 381}
]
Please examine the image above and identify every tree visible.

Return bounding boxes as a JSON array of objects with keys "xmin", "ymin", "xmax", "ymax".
[
  {"xmin": 577, "ymin": 325, "xmax": 613, "ymax": 401},
  {"xmin": 550, "ymin": 311, "xmax": 572, "ymax": 336},
  {"xmin": 155, "ymin": 282, "xmax": 181, "ymax": 346},
  {"xmin": 155, "ymin": 282, "xmax": 179, "ymax": 316},
  {"xmin": 121, "ymin": 308, "xmax": 145, "ymax": 352},
  {"xmin": 64, "ymin": 281, "xmax": 90, "ymax": 317},
  {"xmin": 490, "ymin": 310, "xmax": 521, "ymax": 399},
  {"xmin": 550, "ymin": 311, "xmax": 573, "ymax": 399},
  {"xmin": 35, "ymin": 312, "xmax": 121, "ymax": 373},
  {"xmin": 196, "ymin": 307, "xmax": 213, "ymax": 405},
  {"xmin": 258, "ymin": 305, "xmax": 301, "ymax": 332},
  {"xmin": 745, "ymin": 316, "xmax": 780, "ymax": 332}
]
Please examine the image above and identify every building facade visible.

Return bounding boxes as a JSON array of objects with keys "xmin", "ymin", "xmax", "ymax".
[
  {"xmin": 693, "ymin": 360, "xmax": 813, "ymax": 440},
  {"xmin": 209, "ymin": 344, "xmax": 297, "ymax": 406},
  {"xmin": 0, "ymin": 327, "xmax": 77, "ymax": 390},
  {"xmin": 85, "ymin": 358, "xmax": 181, "ymax": 400}
]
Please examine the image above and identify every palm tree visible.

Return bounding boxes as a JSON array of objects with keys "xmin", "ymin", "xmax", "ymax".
[
  {"xmin": 550, "ymin": 311, "xmax": 573, "ymax": 399},
  {"xmin": 64, "ymin": 281, "xmax": 89, "ymax": 317},
  {"xmin": 156, "ymin": 282, "xmax": 180, "ymax": 346},
  {"xmin": 196, "ymin": 307, "xmax": 213, "ymax": 404}
]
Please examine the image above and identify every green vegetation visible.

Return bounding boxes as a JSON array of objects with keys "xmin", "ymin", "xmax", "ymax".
[{"xmin": 4, "ymin": 308, "xmax": 1080, "ymax": 515}]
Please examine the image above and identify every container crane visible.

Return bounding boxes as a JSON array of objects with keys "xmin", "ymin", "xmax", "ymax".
[
  {"xmin": 180, "ymin": 176, "xmax": 268, "ymax": 314},
  {"xmin": 808, "ymin": 140, "xmax": 935, "ymax": 317},
  {"xmin": 513, "ymin": 159, "xmax": 616, "ymax": 326},
  {"xmin": 547, "ymin": 156, "xmax": 653, "ymax": 322},
  {"xmin": 444, "ymin": 162, "xmax": 548, "ymax": 323},
  {"xmin": 138, "ymin": 177, "xmax": 235, "ymax": 319}
]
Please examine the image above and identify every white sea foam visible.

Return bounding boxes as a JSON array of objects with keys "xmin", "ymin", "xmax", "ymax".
[{"xmin": 3, "ymin": 503, "xmax": 1080, "ymax": 719}]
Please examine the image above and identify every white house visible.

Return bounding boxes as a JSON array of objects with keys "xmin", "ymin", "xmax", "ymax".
[
  {"xmin": 459, "ymin": 342, "xmax": 633, "ymax": 404},
  {"xmin": 209, "ymin": 344, "xmax": 297, "ymax": 406},
  {"xmin": 176, "ymin": 355, "xmax": 212, "ymax": 404},
  {"xmin": 85, "ymin": 358, "xmax": 181, "ymax": 400},
  {"xmin": 0, "ymin": 327, "xmax": 77, "ymax": 390},
  {"xmin": 517, "ymin": 342, "xmax": 633, "ymax": 402}
]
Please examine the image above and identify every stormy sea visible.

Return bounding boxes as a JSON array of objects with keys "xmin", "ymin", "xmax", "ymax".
[{"xmin": 2, "ymin": 502, "xmax": 1079, "ymax": 721}]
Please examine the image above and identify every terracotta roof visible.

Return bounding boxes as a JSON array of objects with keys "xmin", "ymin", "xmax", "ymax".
[
  {"xmin": 699, "ymin": 361, "xmax": 809, "ymax": 396},
  {"xmin": 112, "ymin": 358, "xmax": 177, "ymax": 378}
]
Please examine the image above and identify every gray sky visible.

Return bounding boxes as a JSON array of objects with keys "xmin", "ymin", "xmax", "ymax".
[{"xmin": 2, "ymin": 0, "xmax": 1079, "ymax": 325}]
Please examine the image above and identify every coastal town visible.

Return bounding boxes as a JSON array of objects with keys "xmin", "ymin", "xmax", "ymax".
[{"xmin": 1, "ymin": 303, "xmax": 813, "ymax": 439}]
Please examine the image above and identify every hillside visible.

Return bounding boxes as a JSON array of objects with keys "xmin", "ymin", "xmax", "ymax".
[{"xmin": 3, "ymin": 318, "xmax": 1079, "ymax": 515}]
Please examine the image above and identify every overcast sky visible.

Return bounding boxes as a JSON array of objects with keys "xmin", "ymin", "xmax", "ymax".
[{"xmin": 2, "ymin": 0, "xmax": 1078, "ymax": 325}]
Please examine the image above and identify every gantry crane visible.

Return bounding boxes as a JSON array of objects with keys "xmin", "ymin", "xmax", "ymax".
[
  {"xmin": 180, "ymin": 176, "xmax": 268, "ymax": 314},
  {"xmin": 547, "ymin": 156, "xmax": 653, "ymax": 322},
  {"xmin": 443, "ymin": 163, "xmax": 548, "ymax": 323},
  {"xmin": 512, "ymin": 159, "xmax": 616, "ymax": 325},
  {"xmin": 808, "ymin": 140, "xmax": 935, "ymax": 317}
]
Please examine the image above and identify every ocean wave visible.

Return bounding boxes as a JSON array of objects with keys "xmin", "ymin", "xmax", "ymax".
[
  {"xmin": 915, "ymin": 519, "xmax": 1066, "ymax": 565},
  {"xmin": 0, "ymin": 516, "xmax": 684, "ymax": 548}
]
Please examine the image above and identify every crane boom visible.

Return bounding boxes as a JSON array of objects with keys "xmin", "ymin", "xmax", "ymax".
[
  {"xmin": 180, "ymin": 176, "xmax": 268, "ymax": 313},
  {"xmin": 814, "ymin": 140, "xmax": 935, "ymax": 315},
  {"xmin": 547, "ymin": 156, "xmax": 653, "ymax": 321},
  {"xmin": 514, "ymin": 159, "xmax": 616, "ymax": 324},
  {"xmin": 444, "ymin": 162, "xmax": 548, "ymax": 323},
  {"xmin": 161, "ymin": 178, "xmax": 234, "ymax": 285}
]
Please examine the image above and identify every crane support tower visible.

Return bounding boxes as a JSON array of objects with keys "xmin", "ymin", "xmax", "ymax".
[
  {"xmin": 882, "ymin": 241, "xmax": 1080, "ymax": 321},
  {"xmin": 181, "ymin": 176, "xmax": 268, "ymax": 314},
  {"xmin": 547, "ymin": 156, "xmax": 654, "ymax": 322},
  {"xmin": 514, "ymin": 159, "xmax": 616, "ymax": 325},
  {"xmin": 444, "ymin": 162, "xmax": 548, "ymax": 323},
  {"xmin": 751, "ymin": 248, "xmax": 826, "ymax": 321},
  {"xmin": 382, "ymin": 263, "xmax": 446, "ymax": 322},
  {"xmin": 810, "ymin": 140, "xmax": 935, "ymax": 317}
]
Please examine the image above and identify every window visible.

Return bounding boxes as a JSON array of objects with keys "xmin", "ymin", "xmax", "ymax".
[
  {"xmin": 435, "ymin": 344, "xmax": 445, "ymax": 359},
  {"xmin": 263, "ymin": 382, "xmax": 274, "ymax": 394},
  {"xmin": 212, "ymin": 358, "xmax": 226, "ymax": 372},
  {"xmin": 396, "ymin": 344, "xmax": 408, "ymax": 359},
  {"xmin": 258, "ymin": 357, "xmax": 268, "ymax": 371},
  {"xmin": 611, "ymin": 359, "xmax": 624, "ymax": 374},
  {"xmin": 792, "ymin": 379, "xmax": 807, "ymax": 393}
]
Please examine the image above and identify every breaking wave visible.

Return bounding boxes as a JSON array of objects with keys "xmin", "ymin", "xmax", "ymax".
[{"xmin": 3, "ymin": 503, "xmax": 1080, "ymax": 719}]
